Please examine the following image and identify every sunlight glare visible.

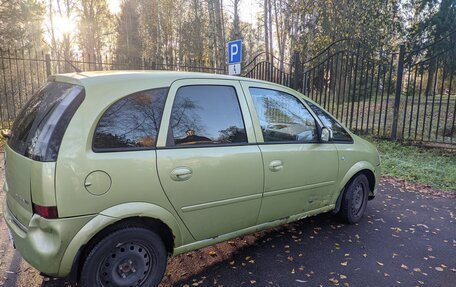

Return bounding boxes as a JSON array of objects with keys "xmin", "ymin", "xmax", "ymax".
[{"xmin": 52, "ymin": 15, "xmax": 76, "ymax": 40}]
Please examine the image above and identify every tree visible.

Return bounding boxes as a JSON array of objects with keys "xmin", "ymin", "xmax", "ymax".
[
  {"xmin": 78, "ymin": 0, "xmax": 113, "ymax": 70},
  {"xmin": 116, "ymin": 0, "xmax": 142, "ymax": 68},
  {"xmin": 0, "ymin": 0, "xmax": 44, "ymax": 50}
]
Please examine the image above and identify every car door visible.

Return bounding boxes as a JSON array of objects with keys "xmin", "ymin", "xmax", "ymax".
[
  {"xmin": 156, "ymin": 79, "xmax": 263, "ymax": 241},
  {"xmin": 241, "ymin": 81, "xmax": 339, "ymax": 224}
]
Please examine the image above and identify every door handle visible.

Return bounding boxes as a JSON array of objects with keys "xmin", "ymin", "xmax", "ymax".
[
  {"xmin": 170, "ymin": 167, "xmax": 193, "ymax": 181},
  {"xmin": 269, "ymin": 160, "xmax": 283, "ymax": 172}
]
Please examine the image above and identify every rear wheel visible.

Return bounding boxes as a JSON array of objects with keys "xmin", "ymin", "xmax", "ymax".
[
  {"xmin": 79, "ymin": 227, "xmax": 167, "ymax": 287},
  {"xmin": 338, "ymin": 174, "xmax": 369, "ymax": 224}
]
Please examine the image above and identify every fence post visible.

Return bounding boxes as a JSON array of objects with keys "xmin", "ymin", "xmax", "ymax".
[
  {"xmin": 45, "ymin": 54, "xmax": 52, "ymax": 77},
  {"xmin": 391, "ymin": 44, "xmax": 405, "ymax": 141},
  {"xmin": 292, "ymin": 51, "xmax": 300, "ymax": 90}
]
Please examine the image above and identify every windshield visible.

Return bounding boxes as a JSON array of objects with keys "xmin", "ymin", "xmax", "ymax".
[{"xmin": 8, "ymin": 81, "xmax": 84, "ymax": 161}]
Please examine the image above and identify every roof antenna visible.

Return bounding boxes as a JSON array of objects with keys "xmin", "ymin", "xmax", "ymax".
[{"xmin": 41, "ymin": 40, "xmax": 83, "ymax": 73}]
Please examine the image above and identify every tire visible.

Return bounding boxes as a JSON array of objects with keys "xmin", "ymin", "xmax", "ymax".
[
  {"xmin": 79, "ymin": 227, "xmax": 167, "ymax": 287},
  {"xmin": 337, "ymin": 174, "xmax": 370, "ymax": 224}
]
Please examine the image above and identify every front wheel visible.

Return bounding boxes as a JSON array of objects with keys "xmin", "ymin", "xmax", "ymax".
[
  {"xmin": 79, "ymin": 227, "xmax": 167, "ymax": 287},
  {"xmin": 337, "ymin": 174, "xmax": 370, "ymax": 224}
]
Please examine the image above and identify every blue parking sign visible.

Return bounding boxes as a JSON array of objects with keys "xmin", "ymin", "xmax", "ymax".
[{"xmin": 228, "ymin": 40, "xmax": 242, "ymax": 64}]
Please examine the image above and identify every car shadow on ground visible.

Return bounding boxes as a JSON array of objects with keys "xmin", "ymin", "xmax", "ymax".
[
  {"xmin": 166, "ymin": 212, "xmax": 343, "ymax": 286},
  {"xmin": 38, "ymin": 183, "xmax": 456, "ymax": 286},
  {"xmin": 38, "ymin": 212, "xmax": 340, "ymax": 287}
]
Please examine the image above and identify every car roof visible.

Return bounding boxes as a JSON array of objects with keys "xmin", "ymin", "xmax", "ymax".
[{"xmin": 52, "ymin": 70, "xmax": 276, "ymax": 88}]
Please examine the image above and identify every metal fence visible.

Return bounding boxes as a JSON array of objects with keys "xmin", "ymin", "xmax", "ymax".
[
  {"xmin": 0, "ymin": 49, "xmax": 224, "ymax": 129},
  {"xmin": 243, "ymin": 35, "xmax": 456, "ymax": 147},
  {"xmin": 1, "ymin": 36, "xmax": 455, "ymax": 147}
]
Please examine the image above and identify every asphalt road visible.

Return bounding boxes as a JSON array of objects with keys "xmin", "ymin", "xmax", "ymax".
[{"xmin": 0, "ymin": 178, "xmax": 455, "ymax": 287}]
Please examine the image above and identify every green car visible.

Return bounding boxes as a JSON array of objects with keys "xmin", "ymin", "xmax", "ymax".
[{"xmin": 3, "ymin": 71, "xmax": 380, "ymax": 286}]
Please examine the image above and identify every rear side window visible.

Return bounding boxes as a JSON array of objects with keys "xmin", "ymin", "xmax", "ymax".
[
  {"xmin": 304, "ymin": 100, "xmax": 352, "ymax": 142},
  {"xmin": 169, "ymin": 85, "xmax": 247, "ymax": 146},
  {"xmin": 93, "ymin": 88, "xmax": 167, "ymax": 151},
  {"xmin": 250, "ymin": 88, "xmax": 318, "ymax": 143},
  {"xmin": 9, "ymin": 81, "xmax": 85, "ymax": 162}
]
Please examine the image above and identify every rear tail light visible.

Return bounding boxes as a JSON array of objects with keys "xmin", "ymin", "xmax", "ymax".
[{"xmin": 32, "ymin": 203, "xmax": 59, "ymax": 219}]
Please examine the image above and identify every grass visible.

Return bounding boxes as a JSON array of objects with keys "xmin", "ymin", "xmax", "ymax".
[{"xmin": 366, "ymin": 137, "xmax": 456, "ymax": 191}]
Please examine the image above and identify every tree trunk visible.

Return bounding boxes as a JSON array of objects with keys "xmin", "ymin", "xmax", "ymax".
[
  {"xmin": 267, "ymin": 0, "xmax": 273, "ymax": 58},
  {"xmin": 263, "ymin": 0, "xmax": 269, "ymax": 62}
]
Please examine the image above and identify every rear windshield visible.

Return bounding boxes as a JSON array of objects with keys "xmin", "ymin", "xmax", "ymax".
[{"xmin": 8, "ymin": 81, "xmax": 84, "ymax": 161}]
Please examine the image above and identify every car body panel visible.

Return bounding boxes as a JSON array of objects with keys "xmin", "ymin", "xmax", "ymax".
[
  {"xmin": 174, "ymin": 204, "xmax": 335, "ymax": 255},
  {"xmin": 4, "ymin": 198, "xmax": 93, "ymax": 276},
  {"xmin": 156, "ymin": 79, "xmax": 263, "ymax": 240},
  {"xmin": 4, "ymin": 145, "xmax": 34, "ymax": 227},
  {"xmin": 59, "ymin": 202, "xmax": 184, "ymax": 276},
  {"xmin": 335, "ymin": 135, "xmax": 381, "ymax": 196},
  {"xmin": 240, "ymin": 81, "xmax": 339, "ymax": 222},
  {"xmin": 2, "ymin": 71, "xmax": 381, "ymax": 279}
]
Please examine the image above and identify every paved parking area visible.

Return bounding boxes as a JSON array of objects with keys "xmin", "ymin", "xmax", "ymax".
[{"xmin": 0, "ymin": 166, "xmax": 454, "ymax": 287}]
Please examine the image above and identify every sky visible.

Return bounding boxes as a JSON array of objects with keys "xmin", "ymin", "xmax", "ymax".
[
  {"xmin": 107, "ymin": 0, "xmax": 260, "ymax": 24},
  {"xmin": 44, "ymin": 0, "xmax": 261, "ymax": 51}
]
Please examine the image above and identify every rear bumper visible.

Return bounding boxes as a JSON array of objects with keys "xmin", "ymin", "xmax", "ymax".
[{"xmin": 3, "ymin": 199, "xmax": 94, "ymax": 277}]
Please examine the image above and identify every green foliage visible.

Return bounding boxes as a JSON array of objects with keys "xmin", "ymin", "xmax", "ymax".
[
  {"xmin": 368, "ymin": 137, "xmax": 456, "ymax": 191},
  {"xmin": 78, "ymin": 0, "xmax": 113, "ymax": 65},
  {"xmin": 0, "ymin": 0, "xmax": 44, "ymax": 49},
  {"xmin": 115, "ymin": 0, "xmax": 143, "ymax": 66},
  {"xmin": 287, "ymin": 0, "xmax": 404, "ymax": 60}
]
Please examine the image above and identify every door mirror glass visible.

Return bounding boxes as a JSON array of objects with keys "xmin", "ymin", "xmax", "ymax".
[{"xmin": 321, "ymin": 127, "xmax": 332, "ymax": 142}]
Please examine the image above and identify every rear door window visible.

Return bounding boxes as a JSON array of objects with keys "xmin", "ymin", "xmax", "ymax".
[
  {"xmin": 93, "ymin": 88, "xmax": 168, "ymax": 151},
  {"xmin": 8, "ymin": 81, "xmax": 84, "ymax": 161},
  {"xmin": 168, "ymin": 85, "xmax": 247, "ymax": 146}
]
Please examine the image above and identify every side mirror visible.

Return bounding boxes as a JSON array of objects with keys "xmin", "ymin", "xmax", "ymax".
[
  {"xmin": 320, "ymin": 127, "xmax": 332, "ymax": 142},
  {"xmin": 1, "ymin": 129, "xmax": 11, "ymax": 139}
]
